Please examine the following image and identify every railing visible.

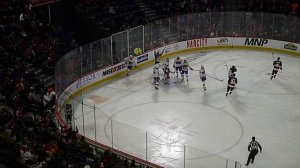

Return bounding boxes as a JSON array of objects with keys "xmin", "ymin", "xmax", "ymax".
[{"xmin": 55, "ymin": 12, "xmax": 300, "ymax": 168}]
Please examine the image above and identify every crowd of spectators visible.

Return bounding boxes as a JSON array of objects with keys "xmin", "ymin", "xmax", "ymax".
[
  {"xmin": 144, "ymin": 0, "xmax": 300, "ymax": 51},
  {"xmin": 63, "ymin": 0, "xmax": 300, "ymax": 45},
  {"xmin": 74, "ymin": 0, "xmax": 145, "ymax": 39},
  {"xmin": 148, "ymin": 0, "xmax": 300, "ymax": 18},
  {"xmin": 70, "ymin": 0, "xmax": 300, "ymax": 51},
  {"xmin": 149, "ymin": 0, "xmax": 225, "ymax": 19},
  {"xmin": 0, "ymin": 0, "xmax": 142, "ymax": 168},
  {"xmin": 239, "ymin": 0, "xmax": 300, "ymax": 15}
]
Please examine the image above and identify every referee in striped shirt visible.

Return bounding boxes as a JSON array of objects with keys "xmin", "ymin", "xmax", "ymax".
[{"xmin": 246, "ymin": 136, "xmax": 262, "ymax": 166}]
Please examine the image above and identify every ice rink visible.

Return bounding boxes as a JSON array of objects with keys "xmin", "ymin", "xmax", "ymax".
[{"xmin": 72, "ymin": 49, "xmax": 300, "ymax": 168}]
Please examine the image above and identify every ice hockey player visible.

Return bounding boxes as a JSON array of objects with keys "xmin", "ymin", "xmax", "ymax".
[
  {"xmin": 154, "ymin": 49, "xmax": 164, "ymax": 64},
  {"xmin": 228, "ymin": 65, "xmax": 237, "ymax": 78},
  {"xmin": 270, "ymin": 57, "xmax": 282, "ymax": 80},
  {"xmin": 226, "ymin": 73, "xmax": 237, "ymax": 96},
  {"xmin": 199, "ymin": 65, "xmax": 207, "ymax": 90},
  {"xmin": 181, "ymin": 59, "xmax": 192, "ymax": 81},
  {"xmin": 126, "ymin": 55, "xmax": 134, "ymax": 76},
  {"xmin": 245, "ymin": 136, "xmax": 262, "ymax": 166},
  {"xmin": 163, "ymin": 66, "xmax": 172, "ymax": 85},
  {"xmin": 162, "ymin": 58, "xmax": 170, "ymax": 71},
  {"xmin": 153, "ymin": 63, "xmax": 160, "ymax": 89},
  {"xmin": 173, "ymin": 57, "xmax": 182, "ymax": 77}
]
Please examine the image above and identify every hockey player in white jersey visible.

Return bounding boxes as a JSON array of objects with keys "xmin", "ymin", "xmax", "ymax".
[
  {"xmin": 270, "ymin": 57, "xmax": 282, "ymax": 80},
  {"xmin": 126, "ymin": 55, "xmax": 134, "ymax": 76},
  {"xmin": 173, "ymin": 57, "xmax": 182, "ymax": 77},
  {"xmin": 199, "ymin": 65, "xmax": 207, "ymax": 90},
  {"xmin": 181, "ymin": 59, "xmax": 192, "ymax": 81},
  {"xmin": 162, "ymin": 58, "xmax": 170, "ymax": 71},
  {"xmin": 153, "ymin": 63, "xmax": 160, "ymax": 89}
]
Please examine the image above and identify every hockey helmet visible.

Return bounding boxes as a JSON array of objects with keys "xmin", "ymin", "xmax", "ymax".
[
  {"xmin": 277, "ymin": 57, "xmax": 280, "ymax": 60},
  {"xmin": 176, "ymin": 57, "xmax": 180, "ymax": 60},
  {"xmin": 166, "ymin": 58, "xmax": 169, "ymax": 62},
  {"xmin": 183, "ymin": 59, "xmax": 187, "ymax": 63},
  {"xmin": 201, "ymin": 65, "xmax": 204, "ymax": 69}
]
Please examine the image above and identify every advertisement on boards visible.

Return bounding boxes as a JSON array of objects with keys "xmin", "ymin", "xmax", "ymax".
[
  {"xmin": 102, "ymin": 62, "xmax": 127, "ymax": 76},
  {"xmin": 137, "ymin": 54, "xmax": 149, "ymax": 64},
  {"xmin": 283, "ymin": 43, "xmax": 297, "ymax": 51},
  {"xmin": 244, "ymin": 38, "xmax": 268, "ymax": 46},
  {"xmin": 217, "ymin": 38, "xmax": 229, "ymax": 45},
  {"xmin": 75, "ymin": 73, "xmax": 96, "ymax": 89},
  {"xmin": 187, "ymin": 38, "xmax": 208, "ymax": 48}
]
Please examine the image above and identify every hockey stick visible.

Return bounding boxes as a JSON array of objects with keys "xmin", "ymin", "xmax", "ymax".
[
  {"xmin": 190, "ymin": 68, "xmax": 224, "ymax": 82},
  {"xmin": 206, "ymin": 74, "xmax": 224, "ymax": 82},
  {"xmin": 161, "ymin": 47, "xmax": 166, "ymax": 55},
  {"xmin": 224, "ymin": 65, "xmax": 246, "ymax": 68},
  {"xmin": 190, "ymin": 67, "xmax": 202, "ymax": 71},
  {"xmin": 272, "ymin": 52, "xmax": 274, "ymax": 62}
]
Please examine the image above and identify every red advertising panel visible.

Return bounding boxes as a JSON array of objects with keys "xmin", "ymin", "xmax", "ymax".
[{"xmin": 187, "ymin": 38, "xmax": 208, "ymax": 48}]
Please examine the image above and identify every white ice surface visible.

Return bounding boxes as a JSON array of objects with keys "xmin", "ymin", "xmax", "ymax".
[{"xmin": 73, "ymin": 49, "xmax": 300, "ymax": 168}]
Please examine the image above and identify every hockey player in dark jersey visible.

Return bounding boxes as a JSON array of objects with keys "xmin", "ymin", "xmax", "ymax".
[
  {"xmin": 226, "ymin": 73, "xmax": 237, "ymax": 96},
  {"xmin": 162, "ymin": 66, "xmax": 172, "ymax": 85},
  {"xmin": 64, "ymin": 103, "xmax": 72, "ymax": 126},
  {"xmin": 154, "ymin": 49, "xmax": 165, "ymax": 64},
  {"xmin": 245, "ymin": 136, "xmax": 262, "ymax": 166},
  {"xmin": 228, "ymin": 65, "xmax": 237, "ymax": 78},
  {"xmin": 270, "ymin": 57, "xmax": 282, "ymax": 80}
]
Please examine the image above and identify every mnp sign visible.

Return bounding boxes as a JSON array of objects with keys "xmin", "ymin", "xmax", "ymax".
[{"xmin": 244, "ymin": 38, "xmax": 268, "ymax": 46}]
